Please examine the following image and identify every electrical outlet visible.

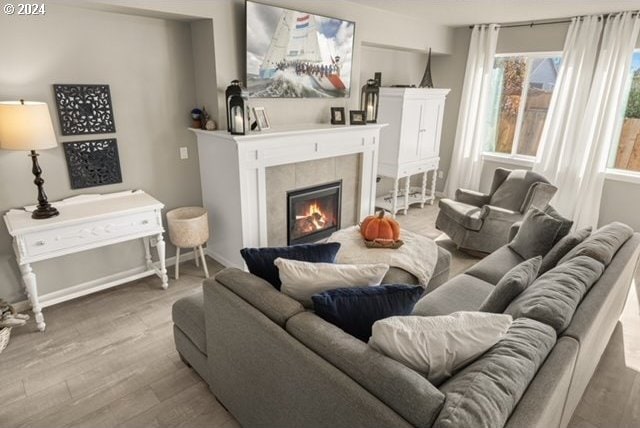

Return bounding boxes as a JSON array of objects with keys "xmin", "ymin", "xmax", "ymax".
[
  {"xmin": 179, "ymin": 147, "xmax": 189, "ymax": 160},
  {"xmin": 437, "ymin": 170, "xmax": 444, "ymax": 179}
]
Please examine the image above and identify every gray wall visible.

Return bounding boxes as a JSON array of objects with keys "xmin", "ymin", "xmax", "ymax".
[
  {"xmin": 432, "ymin": 22, "xmax": 640, "ymax": 231},
  {"xmin": 0, "ymin": 4, "xmax": 200, "ymax": 302}
]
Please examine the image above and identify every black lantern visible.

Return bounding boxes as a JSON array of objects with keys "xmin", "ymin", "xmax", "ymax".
[
  {"xmin": 360, "ymin": 78, "xmax": 379, "ymax": 123},
  {"xmin": 225, "ymin": 80, "xmax": 249, "ymax": 135}
]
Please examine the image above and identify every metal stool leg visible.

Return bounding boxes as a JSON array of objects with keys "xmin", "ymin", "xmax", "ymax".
[
  {"xmin": 199, "ymin": 245, "xmax": 209, "ymax": 278},
  {"xmin": 175, "ymin": 247, "xmax": 181, "ymax": 280}
]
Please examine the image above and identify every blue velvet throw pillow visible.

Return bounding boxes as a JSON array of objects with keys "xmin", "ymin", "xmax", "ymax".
[
  {"xmin": 312, "ymin": 285, "xmax": 424, "ymax": 342},
  {"xmin": 240, "ymin": 242, "xmax": 341, "ymax": 290}
]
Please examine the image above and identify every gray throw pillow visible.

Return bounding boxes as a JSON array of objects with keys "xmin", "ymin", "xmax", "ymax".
[
  {"xmin": 509, "ymin": 207, "xmax": 563, "ymax": 260},
  {"xmin": 558, "ymin": 222, "xmax": 634, "ymax": 266},
  {"xmin": 434, "ymin": 318, "xmax": 556, "ymax": 428},
  {"xmin": 544, "ymin": 205, "xmax": 573, "ymax": 242},
  {"xmin": 479, "ymin": 256, "xmax": 541, "ymax": 313},
  {"xmin": 505, "ymin": 255, "xmax": 605, "ymax": 333},
  {"xmin": 539, "ymin": 227, "xmax": 592, "ymax": 275}
]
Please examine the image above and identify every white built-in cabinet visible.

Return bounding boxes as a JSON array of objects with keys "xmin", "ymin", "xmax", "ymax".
[{"xmin": 375, "ymin": 88, "xmax": 450, "ymax": 216}]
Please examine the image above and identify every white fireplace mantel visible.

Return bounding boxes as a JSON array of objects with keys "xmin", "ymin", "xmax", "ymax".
[{"xmin": 191, "ymin": 123, "xmax": 386, "ymax": 268}]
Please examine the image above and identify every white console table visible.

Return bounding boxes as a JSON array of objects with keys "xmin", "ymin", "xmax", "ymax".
[{"xmin": 3, "ymin": 190, "xmax": 168, "ymax": 331}]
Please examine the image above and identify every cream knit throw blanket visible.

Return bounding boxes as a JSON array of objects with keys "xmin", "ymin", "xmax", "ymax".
[{"xmin": 327, "ymin": 226, "xmax": 438, "ymax": 287}]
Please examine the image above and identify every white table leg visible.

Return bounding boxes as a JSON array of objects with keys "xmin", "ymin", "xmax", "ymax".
[
  {"xmin": 20, "ymin": 263, "xmax": 45, "ymax": 332},
  {"xmin": 391, "ymin": 178, "xmax": 399, "ymax": 218},
  {"xmin": 403, "ymin": 176, "xmax": 411, "ymax": 215},
  {"xmin": 421, "ymin": 171, "xmax": 428, "ymax": 208},
  {"xmin": 155, "ymin": 233, "xmax": 169, "ymax": 289},
  {"xmin": 430, "ymin": 169, "xmax": 437, "ymax": 205},
  {"xmin": 143, "ymin": 236, "xmax": 152, "ymax": 270}
]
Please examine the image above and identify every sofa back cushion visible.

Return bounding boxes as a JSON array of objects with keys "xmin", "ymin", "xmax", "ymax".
[
  {"xmin": 311, "ymin": 285, "xmax": 423, "ymax": 342},
  {"xmin": 479, "ymin": 256, "xmax": 541, "ymax": 313},
  {"xmin": 505, "ymin": 256, "xmax": 605, "ymax": 333},
  {"xmin": 558, "ymin": 222, "xmax": 633, "ymax": 266},
  {"xmin": 509, "ymin": 208, "xmax": 564, "ymax": 259},
  {"xmin": 369, "ymin": 312, "xmax": 513, "ymax": 386},
  {"xmin": 286, "ymin": 311, "xmax": 446, "ymax": 428},
  {"xmin": 539, "ymin": 227, "xmax": 592, "ymax": 275},
  {"xmin": 489, "ymin": 170, "xmax": 549, "ymax": 212},
  {"xmin": 434, "ymin": 318, "xmax": 556, "ymax": 428},
  {"xmin": 240, "ymin": 242, "xmax": 341, "ymax": 289}
]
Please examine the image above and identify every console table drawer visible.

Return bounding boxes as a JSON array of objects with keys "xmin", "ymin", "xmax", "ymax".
[{"xmin": 22, "ymin": 210, "xmax": 160, "ymax": 258}]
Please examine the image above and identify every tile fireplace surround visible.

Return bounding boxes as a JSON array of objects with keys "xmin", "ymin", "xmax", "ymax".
[{"xmin": 191, "ymin": 123, "xmax": 386, "ymax": 268}]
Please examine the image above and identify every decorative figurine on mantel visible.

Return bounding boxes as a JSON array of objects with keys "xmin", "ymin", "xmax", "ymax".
[{"xmin": 191, "ymin": 108, "xmax": 203, "ymax": 129}]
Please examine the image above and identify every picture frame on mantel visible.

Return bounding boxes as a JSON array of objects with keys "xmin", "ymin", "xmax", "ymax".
[
  {"xmin": 253, "ymin": 107, "xmax": 271, "ymax": 130},
  {"xmin": 349, "ymin": 110, "xmax": 366, "ymax": 125},
  {"xmin": 331, "ymin": 107, "xmax": 346, "ymax": 125}
]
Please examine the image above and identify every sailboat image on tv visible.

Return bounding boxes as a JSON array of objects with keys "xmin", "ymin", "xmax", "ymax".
[{"xmin": 247, "ymin": 1, "xmax": 354, "ymax": 98}]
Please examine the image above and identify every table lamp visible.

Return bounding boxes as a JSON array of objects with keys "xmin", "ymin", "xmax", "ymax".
[{"xmin": 0, "ymin": 100, "xmax": 60, "ymax": 219}]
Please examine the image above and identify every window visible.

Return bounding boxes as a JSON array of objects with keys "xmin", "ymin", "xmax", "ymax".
[
  {"xmin": 486, "ymin": 53, "xmax": 562, "ymax": 157},
  {"xmin": 609, "ymin": 51, "xmax": 640, "ymax": 172}
]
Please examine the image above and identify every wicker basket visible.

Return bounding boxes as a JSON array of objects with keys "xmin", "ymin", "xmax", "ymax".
[{"xmin": 0, "ymin": 327, "xmax": 11, "ymax": 354}]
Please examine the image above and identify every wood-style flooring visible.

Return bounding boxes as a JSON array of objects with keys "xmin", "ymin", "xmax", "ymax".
[{"xmin": 1, "ymin": 203, "xmax": 638, "ymax": 427}]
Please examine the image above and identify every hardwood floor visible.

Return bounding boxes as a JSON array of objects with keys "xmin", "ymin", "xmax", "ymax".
[{"xmin": 1, "ymin": 204, "xmax": 639, "ymax": 427}]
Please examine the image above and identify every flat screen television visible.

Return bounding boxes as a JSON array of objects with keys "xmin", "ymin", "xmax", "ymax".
[{"xmin": 246, "ymin": 1, "xmax": 355, "ymax": 98}]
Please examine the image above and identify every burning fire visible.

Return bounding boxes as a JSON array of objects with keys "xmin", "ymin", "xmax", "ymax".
[{"xmin": 296, "ymin": 201, "xmax": 328, "ymax": 231}]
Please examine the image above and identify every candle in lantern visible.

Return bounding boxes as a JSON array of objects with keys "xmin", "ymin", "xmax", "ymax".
[{"xmin": 233, "ymin": 108, "xmax": 243, "ymax": 133}]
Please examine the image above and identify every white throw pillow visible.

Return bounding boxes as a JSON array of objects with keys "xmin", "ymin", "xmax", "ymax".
[
  {"xmin": 368, "ymin": 312, "xmax": 513, "ymax": 385},
  {"xmin": 274, "ymin": 258, "xmax": 389, "ymax": 307}
]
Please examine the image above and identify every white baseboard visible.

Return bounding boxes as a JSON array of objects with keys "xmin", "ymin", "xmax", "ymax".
[
  {"xmin": 205, "ymin": 248, "xmax": 241, "ymax": 270},
  {"xmin": 11, "ymin": 251, "xmax": 196, "ymax": 312}
]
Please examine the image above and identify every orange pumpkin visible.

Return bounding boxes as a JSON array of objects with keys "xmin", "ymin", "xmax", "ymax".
[{"xmin": 360, "ymin": 211, "xmax": 401, "ymax": 242}]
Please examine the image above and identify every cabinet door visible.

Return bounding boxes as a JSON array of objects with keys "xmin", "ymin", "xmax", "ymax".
[
  {"xmin": 418, "ymin": 98, "xmax": 444, "ymax": 160},
  {"xmin": 398, "ymin": 99, "xmax": 422, "ymax": 164}
]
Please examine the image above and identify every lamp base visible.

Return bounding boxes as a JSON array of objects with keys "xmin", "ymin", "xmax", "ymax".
[{"xmin": 32, "ymin": 204, "xmax": 59, "ymax": 220}]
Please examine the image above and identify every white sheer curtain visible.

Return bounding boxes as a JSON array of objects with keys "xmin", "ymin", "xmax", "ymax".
[
  {"xmin": 532, "ymin": 15, "xmax": 603, "ymax": 214},
  {"xmin": 444, "ymin": 24, "xmax": 500, "ymax": 197},
  {"xmin": 571, "ymin": 12, "xmax": 640, "ymax": 228}
]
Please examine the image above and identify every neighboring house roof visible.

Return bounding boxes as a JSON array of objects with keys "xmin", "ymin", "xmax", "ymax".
[{"xmin": 529, "ymin": 58, "xmax": 558, "ymax": 85}]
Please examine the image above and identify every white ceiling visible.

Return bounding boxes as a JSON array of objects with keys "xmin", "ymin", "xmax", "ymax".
[{"xmin": 346, "ymin": 0, "xmax": 640, "ymax": 27}]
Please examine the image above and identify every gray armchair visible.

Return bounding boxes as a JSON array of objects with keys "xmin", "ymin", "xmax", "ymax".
[{"xmin": 436, "ymin": 168, "xmax": 557, "ymax": 253}]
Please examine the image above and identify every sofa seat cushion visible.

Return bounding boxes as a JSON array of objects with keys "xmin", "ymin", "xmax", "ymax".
[
  {"xmin": 558, "ymin": 222, "xmax": 634, "ymax": 266},
  {"xmin": 172, "ymin": 292, "xmax": 206, "ymax": 354},
  {"xmin": 438, "ymin": 199, "xmax": 484, "ymax": 231},
  {"xmin": 312, "ymin": 285, "xmax": 424, "ymax": 341},
  {"xmin": 434, "ymin": 318, "xmax": 557, "ymax": 428},
  {"xmin": 505, "ymin": 256, "xmax": 605, "ymax": 333},
  {"xmin": 412, "ymin": 274, "xmax": 494, "ymax": 316},
  {"xmin": 466, "ymin": 246, "xmax": 525, "ymax": 285}
]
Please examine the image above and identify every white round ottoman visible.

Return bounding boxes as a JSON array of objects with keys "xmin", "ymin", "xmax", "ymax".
[{"xmin": 166, "ymin": 207, "xmax": 210, "ymax": 279}]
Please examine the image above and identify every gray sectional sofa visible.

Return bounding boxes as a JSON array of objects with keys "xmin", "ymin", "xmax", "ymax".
[{"xmin": 173, "ymin": 227, "xmax": 640, "ymax": 428}]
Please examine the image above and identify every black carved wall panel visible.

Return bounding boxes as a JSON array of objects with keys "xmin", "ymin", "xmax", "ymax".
[
  {"xmin": 63, "ymin": 139, "xmax": 122, "ymax": 189},
  {"xmin": 54, "ymin": 84, "xmax": 116, "ymax": 135}
]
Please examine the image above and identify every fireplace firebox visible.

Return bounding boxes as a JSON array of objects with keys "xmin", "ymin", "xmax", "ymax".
[{"xmin": 287, "ymin": 181, "xmax": 342, "ymax": 245}]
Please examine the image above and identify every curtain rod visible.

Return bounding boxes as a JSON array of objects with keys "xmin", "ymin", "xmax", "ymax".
[{"xmin": 468, "ymin": 11, "xmax": 639, "ymax": 29}]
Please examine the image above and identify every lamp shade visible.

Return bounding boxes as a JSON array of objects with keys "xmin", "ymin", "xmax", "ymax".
[{"xmin": 0, "ymin": 101, "xmax": 57, "ymax": 151}]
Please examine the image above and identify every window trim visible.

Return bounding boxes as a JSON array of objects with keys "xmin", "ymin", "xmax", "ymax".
[
  {"xmin": 488, "ymin": 51, "xmax": 562, "ymax": 160},
  {"xmin": 605, "ymin": 168, "xmax": 640, "ymax": 184}
]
